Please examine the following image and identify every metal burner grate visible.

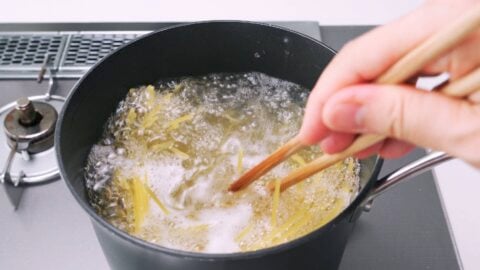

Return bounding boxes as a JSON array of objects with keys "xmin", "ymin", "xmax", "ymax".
[
  {"xmin": 0, "ymin": 31, "xmax": 146, "ymax": 78},
  {"xmin": 0, "ymin": 34, "xmax": 65, "ymax": 69},
  {"xmin": 60, "ymin": 33, "xmax": 140, "ymax": 70}
]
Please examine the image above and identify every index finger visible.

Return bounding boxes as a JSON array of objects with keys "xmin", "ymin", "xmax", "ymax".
[{"xmin": 298, "ymin": 2, "xmax": 467, "ymax": 145}]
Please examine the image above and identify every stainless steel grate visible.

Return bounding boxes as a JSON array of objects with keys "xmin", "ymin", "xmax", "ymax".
[
  {"xmin": 60, "ymin": 33, "xmax": 141, "ymax": 70},
  {"xmin": 0, "ymin": 35, "xmax": 65, "ymax": 70},
  {"xmin": 0, "ymin": 31, "xmax": 147, "ymax": 78}
]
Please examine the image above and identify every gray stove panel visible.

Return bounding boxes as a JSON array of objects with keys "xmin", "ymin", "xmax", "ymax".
[{"xmin": 0, "ymin": 23, "xmax": 460, "ymax": 270}]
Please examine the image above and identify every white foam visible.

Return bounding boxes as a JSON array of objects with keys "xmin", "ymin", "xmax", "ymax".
[
  {"xmin": 144, "ymin": 160, "xmax": 186, "ymax": 209},
  {"xmin": 199, "ymin": 203, "xmax": 252, "ymax": 253},
  {"xmin": 85, "ymin": 72, "xmax": 359, "ymax": 253}
]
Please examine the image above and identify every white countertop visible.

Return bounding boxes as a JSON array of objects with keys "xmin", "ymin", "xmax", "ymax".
[{"xmin": 2, "ymin": 0, "xmax": 479, "ymax": 269}]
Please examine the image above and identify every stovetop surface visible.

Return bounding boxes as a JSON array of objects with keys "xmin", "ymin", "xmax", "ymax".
[{"xmin": 0, "ymin": 22, "xmax": 460, "ymax": 270}]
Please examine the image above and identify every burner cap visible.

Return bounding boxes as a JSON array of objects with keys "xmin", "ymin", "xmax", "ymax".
[
  {"xmin": 0, "ymin": 94, "xmax": 64, "ymax": 186},
  {"xmin": 3, "ymin": 98, "xmax": 57, "ymax": 154}
]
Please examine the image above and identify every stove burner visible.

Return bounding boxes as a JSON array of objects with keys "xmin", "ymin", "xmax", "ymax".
[
  {"xmin": 1, "ymin": 57, "xmax": 66, "ymax": 209},
  {"xmin": 0, "ymin": 94, "xmax": 64, "ymax": 186},
  {"xmin": 4, "ymin": 98, "xmax": 57, "ymax": 154}
]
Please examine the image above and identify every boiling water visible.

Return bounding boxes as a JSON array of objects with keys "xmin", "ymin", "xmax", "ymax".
[{"xmin": 85, "ymin": 72, "xmax": 359, "ymax": 253}]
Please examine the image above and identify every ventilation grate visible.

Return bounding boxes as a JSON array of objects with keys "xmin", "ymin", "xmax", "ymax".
[
  {"xmin": 61, "ymin": 33, "xmax": 139, "ymax": 68},
  {"xmin": 0, "ymin": 35, "xmax": 64, "ymax": 68},
  {"xmin": 0, "ymin": 31, "xmax": 147, "ymax": 78}
]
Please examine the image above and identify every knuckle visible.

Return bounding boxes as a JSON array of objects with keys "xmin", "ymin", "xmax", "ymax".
[
  {"xmin": 383, "ymin": 92, "xmax": 408, "ymax": 140},
  {"xmin": 449, "ymin": 103, "xmax": 474, "ymax": 141},
  {"xmin": 453, "ymin": 104, "xmax": 480, "ymax": 165},
  {"xmin": 447, "ymin": 54, "xmax": 460, "ymax": 78}
]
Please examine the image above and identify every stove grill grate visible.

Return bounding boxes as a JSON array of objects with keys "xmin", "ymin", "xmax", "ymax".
[
  {"xmin": 0, "ymin": 35, "xmax": 65, "ymax": 69},
  {"xmin": 60, "ymin": 33, "xmax": 140, "ymax": 70},
  {"xmin": 0, "ymin": 32, "xmax": 146, "ymax": 78}
]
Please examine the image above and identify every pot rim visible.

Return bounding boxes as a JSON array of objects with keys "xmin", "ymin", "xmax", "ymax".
[{"xmin": 55, "ymin": 20, "xmax": 383, "ymax": 261}]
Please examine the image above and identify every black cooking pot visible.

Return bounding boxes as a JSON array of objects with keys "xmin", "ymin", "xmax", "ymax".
[{"xmin": 55, "ymin": 21, "xmax": 451, "ymax": 270}]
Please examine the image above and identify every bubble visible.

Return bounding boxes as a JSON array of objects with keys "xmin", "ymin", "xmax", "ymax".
[{"xmin": 85, "ymin": 72, "xmax": 360, "ymax": 254}]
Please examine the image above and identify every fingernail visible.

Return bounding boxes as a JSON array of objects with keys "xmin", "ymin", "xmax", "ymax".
[{"xmin": 325, "ymin": 103, "xmax": 366, "ymax": 132}]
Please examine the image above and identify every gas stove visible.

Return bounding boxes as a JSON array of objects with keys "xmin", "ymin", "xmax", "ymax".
[{"xmin": 0, "ymin": 22, "xmax": 461, "ymax": 270}]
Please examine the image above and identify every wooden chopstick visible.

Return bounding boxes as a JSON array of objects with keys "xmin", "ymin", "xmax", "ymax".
[
  {"xmin": 229, "ymin": 4, "xmax": 480, "ymax": 192},
  {"xmin": 376, "ymin": 5, "xmax": 480, "ymax": 84},
  {"xmin": 268, "ymin": 68, "xmax": 480, "ymax": 191},
  {"xmin": 228, "ymin": 137, "xmax": 303, "ymax": 191},
  {"xmin": 440, "ymin": 66, "xmax": 480, "ymax": 97},
  {"xmin": 268, "ymin": 135, "xmax": 385, "ymax": 191}
]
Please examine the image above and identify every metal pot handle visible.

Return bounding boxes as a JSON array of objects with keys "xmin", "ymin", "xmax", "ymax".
[{"xmin": 361, "ymin": 151, "xmax": 453, "ymax": 213}]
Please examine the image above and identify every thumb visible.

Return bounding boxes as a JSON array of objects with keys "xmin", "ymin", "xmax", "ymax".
[{"xmin": 322, "ymin": 84, "xmax": 480, "ymax": 165}]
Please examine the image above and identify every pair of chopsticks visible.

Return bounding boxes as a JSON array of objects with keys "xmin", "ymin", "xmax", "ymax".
[{"xmin": 229, "ymin": 5, "xmax": 480, "ymax": 193}]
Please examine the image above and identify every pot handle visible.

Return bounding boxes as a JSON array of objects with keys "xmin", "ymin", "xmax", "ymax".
[{"xmin": 361, "ymin": 151, "xmax": 453, "ymax": 213}]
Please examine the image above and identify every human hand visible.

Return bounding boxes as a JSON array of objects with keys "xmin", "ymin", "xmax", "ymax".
[{"xmin": 299, "ymin": 0, "xmax": 480, "ymax": 167}]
